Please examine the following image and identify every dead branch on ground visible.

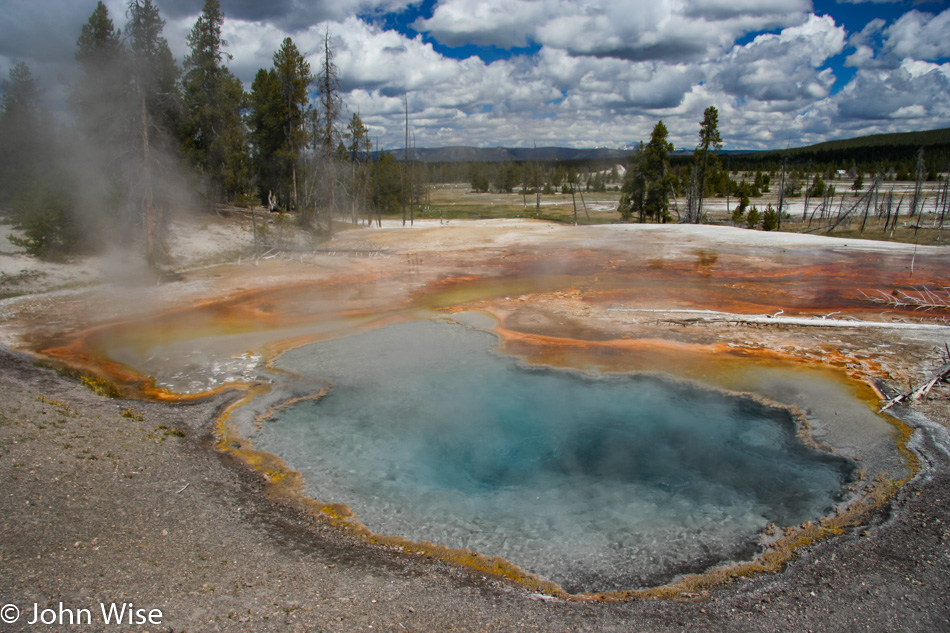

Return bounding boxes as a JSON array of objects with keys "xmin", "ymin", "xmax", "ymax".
[
  {"xmin": 859, "ymin": 287, "xmax": 950, "ymax": 312},
  {"xmin": 880, "ymin": 360, "xmax": 950, "ymax": 411}
]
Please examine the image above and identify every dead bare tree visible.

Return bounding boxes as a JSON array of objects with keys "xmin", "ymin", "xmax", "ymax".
[
  {"xmin": 776, "ymin": 148, "xmax": 788, "ymax": 230},
  {"xmin": 317, "ymin": 28, "xmax": 342, "ymax": 239},
  {"xmin": 825, "ymin": 174, "xmax": 882, "ymax": 233},
  {"xmin": 910, "ymin": 147, "xmax": 925, "ymax": 219},
  {"xmin": 880, "ymin": 354, "xmax": 950, "ymax": 412},
  {"xmin": 802, "ymin": 172, "xmax": 811, "ymax": 222},
  {"xmin": 859, "ymin": 172, "xmax": 881, "ymax": 233},
  {"xmin": 937, "ymin": 162, "xmax": 950, "ymax": 228}
]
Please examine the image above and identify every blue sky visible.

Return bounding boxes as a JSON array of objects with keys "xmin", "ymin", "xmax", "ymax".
[{"xmin": 1, "ymin": 0, "xmax": 948, "ymax": 150}]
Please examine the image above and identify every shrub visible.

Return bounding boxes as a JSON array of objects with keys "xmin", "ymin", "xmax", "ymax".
[
  {"xmin": 762, "ymin": 204, "xmax": 779, "ymax": 231},
  {"xmin": 746, "ymin": 205, "xmax": 761, "ymax": 229},
  {"xmin": 731, "ymin": 206, "xmax": 744, "ymax": 225},
  {"xmin": 6, "ymin": 182, "xmax": 81, "ymax": 258}
]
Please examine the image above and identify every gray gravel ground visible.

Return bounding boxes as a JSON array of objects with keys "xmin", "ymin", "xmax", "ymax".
[{"xmin": 1, "ymin": 345, "xmax": 949, "ymax": 632}]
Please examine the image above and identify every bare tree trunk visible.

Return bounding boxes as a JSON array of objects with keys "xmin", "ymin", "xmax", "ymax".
[
  {"xmin": 776, "ymin": 153, "xmax": 787, "ymax": 230},
  {"xmin": 911, "ymin": 148, "xmax": 924, "ymax": 218},
  {"xmin": 669, "ymin": 185, "xmax": 682, "ymax": 222},
  {"xmin": 403, "ymin": 95, "xmax": 409, "ymax": 226},
  {"xmin": 140, "ymin": 93, "xmax": 155, "ymax": 268},
  {"xmin": 807, "ymin": 198, "xmax": 822, "ymax": 228},
  {"xmin": 291, "ymin": 163, "xmax": 298, "ymax": 213},
  {"xmin": 571, "ymin": 187, "xmax": 578, "ymax": 225},
  {"xmin": 686, "ymin": 168, "xmax": 699, "ymax": 223},
  {"xmin": 940, "ymin": 164, "xmax": 950, "ymax": 228},
  {"xmin": 890, "ymin": 194, "xmax": 905, "ymax": 237},
  {"xmin": 326, "ymin": 147, "xmax": 334, "ymax": 240},
  {"xmin": 410, "ymin": 130, "xmax": 415, "ymax": 226},
  {"xmin": 351, "ymin": 162, "xmax": 358, "ymax": 225},
  {"xmin": 578, "ymin": 188, "xmax": 591, "ymax": 222},
  {"xmin": 251, "ymin": 206, "xmax": 259, "ymax": 261},
  {"xmin": 859, "ymin": 175, "xmax": 876, "ymax": 233},
  {"xmin": 802, "ymin": 173, "xmax": 811, "ymax": 222},
  {"xmin": 883, "ymin": 189, "xmax": 893, "ymax": 232},
  {"xmin": 323, "ymin": 32, "xmax": 335, "ymax": 239},
  {"xmin": 725, "ymin": 165, "xmax": 731, "ymax": 218}
]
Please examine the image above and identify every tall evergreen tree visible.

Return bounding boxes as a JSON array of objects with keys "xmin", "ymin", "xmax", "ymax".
[
  {"xmin": 691, "ymin": 105, "xmax": 722, "ymax": 223},
  {"xmin": 0, "ymin": 63, "xmax": 43, "ymax": 205},
  {"xmin": 346, "ymin": 112, "xmax": 372, "ymax": 225},
  {"xmin": 126, "ymin": 0, "xmax": 180, "ymax": 266},
  {"xmin": 1, "ymin": 64, "xmax": 80, "ymax": 256},
  {"xmin": 370, "ymin": 151, "xmax": 404, "ymax": 217},
  {"xmin": 249, "ymin": 67, "xmax": 282, "ymax": 207},
  {"xmin": 181, "ymin": 0, "xmax": 248, "ymax": 206},
  {"xmin": 250, "ymin": 37, "xmax": 311, "ymax": 212},
  {"xmin": 73, "ymin": 2, "xmax": 128, "ymax": 146},
  {"xmin": 126, "ymin": 0, "xmax": 179, "ymax": 122},
  {"xmin": 618, "ymin": 142, "xmax": 645, "ymax": 222},
  {"xmin": 347, "ymin": 112, "xmax": 370, "ymax": 162},
  {"xmin": 643, "ymin": 121, "xmax": 674, "ymax": 222},
  {"xmin": 71, "ymin": 1, "xmax": 131, "ymax": 243},
  {"xmin": 275, "ymin": 37, "xmax": 312, "ymax": 214}
]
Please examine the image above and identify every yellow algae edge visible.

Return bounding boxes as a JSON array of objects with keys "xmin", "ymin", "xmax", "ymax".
[
  {"xmin": 210, "ymin": 337, "xmax": 921, "ymax": 603},
  {"xmin": 32, "ymin": 313, "xmax": 922, "ymax": 603}
]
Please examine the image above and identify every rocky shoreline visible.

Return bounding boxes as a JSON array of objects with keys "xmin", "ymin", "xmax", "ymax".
[{"xmin": 1, "ymin": 344, "xmax": 949, "ymax": 632}]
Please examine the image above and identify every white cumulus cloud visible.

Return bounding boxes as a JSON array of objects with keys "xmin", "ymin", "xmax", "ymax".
[
  {"xmin": 417, "ymin": 0, "xmax": 811, "ymax": 62},
  {"xmin": 882, "ymin": 9, "xmax": 950, "ymax": 61}
]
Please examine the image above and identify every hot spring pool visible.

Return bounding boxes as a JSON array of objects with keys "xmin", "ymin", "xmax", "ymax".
[{"xmin": 253, "ymin": 320, "xmax": 855, "ymax": 592}]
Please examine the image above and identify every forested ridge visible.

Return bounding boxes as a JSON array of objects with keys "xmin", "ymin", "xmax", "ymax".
[
  {"xmin": 0, "ymin": 0, "xmax": 946, "ymax": 262},
  {"xmin": 719, "ymin": 127, "xmax": 950, "ymax": 176}
]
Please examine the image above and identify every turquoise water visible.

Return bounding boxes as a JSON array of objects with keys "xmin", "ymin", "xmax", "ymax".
[{"xmin": 255, "ymin": 320, "xmax": 854, "ymax": 592}]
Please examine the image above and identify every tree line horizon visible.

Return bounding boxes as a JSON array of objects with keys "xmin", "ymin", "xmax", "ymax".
[{"xmin": 0, "ymin": 0, "xmax": 947, "ymax": 261}]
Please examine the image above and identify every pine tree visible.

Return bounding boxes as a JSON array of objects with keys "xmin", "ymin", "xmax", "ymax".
[
  {"xmin": 249, "ymin": 68, "xmax": 282, "ymax": 207},
  {"xmin": 643, "ymin": 121, "xmax": 674, "ymax": 222},
  {"xmin": 126, "ymin": 0, "xmax": 180, "ymax": 267},
  {"xmin": 370, "ymin": 151, "xmax": 404, "ymax": 217},
  {"xmin": 619, "ymin": 142, "xmax": 646, "ymax": 222},
  {"xmin": 345, "ymin": 113, "xmax": 372, "ymax": 225},
  {"xmin": 1, "ymin": 64, "xmax": 80, "ymax": 257},
  {"xmin": 126, "ymin": 0, "xmax": 179, "ymax": 125},
  {"xmin": 249, "ymin": 38, "xmax": 311, "ymax": 212},
  {"xmin": 746, "ymin": 205, "xmax": 761, "ymax": 229},
  {"xmin": 691, "ymin": 106, "xmax": 722, "ymax": 223},
  {"xmin": 181, "ymin": 0, "xmax": 248, "ymax": 206},
  {"xmin": 73, "ymin": 2, "xmax": 128, "ymax": 147},
  {"xmin": 851, "ymin": 172, "xmax": 864, "ymax": 194},
  {"xmin": 0, "ymin": 63, "xmax": 42, "ymax": 205},
  {"xmin": 347, "ymin": 113, "xmax": 371, "ymax": 162},
  {"xmin": 275, "ymin": 37, "xmax": 312, "ymax": 213},
  {"xmin": 762, "ymin": 203, "xmax": 778, "ymax": 231}
]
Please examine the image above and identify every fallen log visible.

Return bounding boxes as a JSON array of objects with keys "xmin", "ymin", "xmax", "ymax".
[
  {"xmin": 606, "ymin": 309, "xmax": 949, "ymax": 331},
  {"xmin": 879, "ymin": 362, "xmax": 950, "ymax": 412}
]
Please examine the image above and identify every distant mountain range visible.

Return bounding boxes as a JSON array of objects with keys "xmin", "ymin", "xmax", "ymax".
[
  {"xmin": 381, "ymin": 128, "xmax": 950, "ymax": 163},
  {"xmin": 382, "ymin": 145, "xmax": 772, "ymax": 163},
  {"xmin": 382, "ymin": 146, "xmax": 633, "ymax": 163}
]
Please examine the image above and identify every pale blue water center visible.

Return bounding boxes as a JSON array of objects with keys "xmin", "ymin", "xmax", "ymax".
[{"xmin": 256, "ymin": 320, "xmax": 854, "ymax": 592}]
